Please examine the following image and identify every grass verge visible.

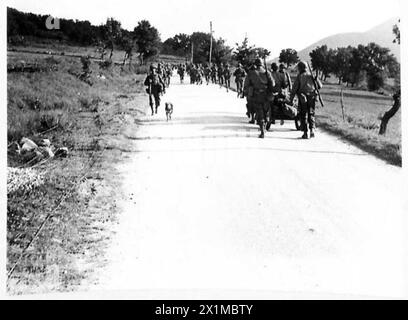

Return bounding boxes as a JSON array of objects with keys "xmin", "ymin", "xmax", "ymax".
[
  {"xmin": 317, "ymin": 84, "xmax": 401, "ymax": 166},
  {"xmin": 7, "ymin": 48, "xmax": 148, "ymax": 295}
]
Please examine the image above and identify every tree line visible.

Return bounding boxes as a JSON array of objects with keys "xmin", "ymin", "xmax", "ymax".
[
  {"xmin": 161, "ymin": 32, "xmax": 232, "ymax": 65},
  {"xmin": 233, "ymin": 36, "xmax": 400, "ymax": 93},
  {"xmin": 8, "ymin": 7, "xmax": 106, "ymax": 45},
  {"xmin": 267, "ymin": 43, "xmax": 399, "ymax": 93},
  {"xmin": 7, "ymin": 6, "xmax": 400, "ymax": 92},
  {"xmin": 7, "ymin": 7, "xmax": 161, "ymax": 64},
  {"xmin": 309, "ymin": 43, "xmax": 399, "ymax": 91}
]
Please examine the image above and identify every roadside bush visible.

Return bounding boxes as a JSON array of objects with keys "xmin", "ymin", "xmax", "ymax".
[
  {"xmin": 367, "ymin": 71, "xmax": 385, "ymax": 91},
  {"xmin": 23, "ymin": 96, "xmax": 42, "ymax": 110},
  {"xmin": 99, "ymin": 59, "xmax": 113, "ymax": 70},
  {"xmin": 79, "ymin": 96, "xmax": 100, "ymax": 112},
  {"xmin": 39, "ymin": 113, "xmax": 61, "ymax": 131},
  {"xmin": 133, "ymin": 65, "xmax": 149, "ymax": 75},
  {"xmin": 44, "ymin": 56, "xmax": 60, "ymax": 65}
]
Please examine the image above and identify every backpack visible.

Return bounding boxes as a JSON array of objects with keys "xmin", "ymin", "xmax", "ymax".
[{"xmin": 281, "ymin": 71, "xmax": 290, "ymax": 89}]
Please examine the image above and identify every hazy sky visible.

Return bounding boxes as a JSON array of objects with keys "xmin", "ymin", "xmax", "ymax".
[{"xmin": 7, "ymin": 0, "xmax": 401, "ymax": 57}]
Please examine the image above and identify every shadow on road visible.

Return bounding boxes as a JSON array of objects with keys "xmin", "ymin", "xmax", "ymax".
[
  {"xmin": 132, "ymin": 145, "xmax": 368, "ymax": 157},
  {"xmin": 135, "ymin": 114, "xmax": 246, "ymax": 126},
  {"xmin": 202, "ymin": 125, "xmax": 298, "ymax": 133},
  {"xmin": 130, "ymin": 111, "xmax": 367, "ymax": 157}
]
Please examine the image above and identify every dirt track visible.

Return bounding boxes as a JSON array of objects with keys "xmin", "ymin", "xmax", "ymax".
[{"xmin": 93, "ymin": 76, "xmax": 406, "ymax": 298}]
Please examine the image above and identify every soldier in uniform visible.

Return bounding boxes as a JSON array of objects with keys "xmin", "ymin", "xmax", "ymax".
[
  {"xmin": 279, "ymin": 63, "xmax": 292, "ymax": 93},
  {"xmin": 223, "ymin": 64, "xmax": 232, "ymax": 92},
  {"xmin": 210, "ymin": 64, "xmax": 218, "ymax": 83},
  {"xmin": 144, "ymin": 65, "xmax": 165, "ymax": 116},
  {"xmin": 157, "ymin": 63, "xmax": 167, "ymax": 94},
  {"xmin": 217, "ymin": 64, "xmax": 225, "ymax": 87},
  {"xmin": 243, "ymin": 58, "xmax": 274, "ymax": 138},
  {"xmin": 233, "ymin": 63, "xmax": 246, "ymax": 98},
  {"xmin": 190, "ymin": 64, "xmax": 196, "ymax": 84},
  {"xmin": 275, "ymin": 64, "xmax": 292, "ymax": 126},
  {"xmin": 165, "ymin": 63, "xmax": 172, "ymax": 87},
  {"xmin": 186, "ymin": 63, "xmax": 192, "ymax": 78},
  {"xmin": 203, "ymin": 64, "xmax": 211, "ymax": 85},
  {"xmin": 177, "ymin": 64, "xmax": 186, "ymax": 83},
  {"xmin": 243, "ymin": 63, "xmax": 256, "ymax": 123},
  {"xmin": 266, "ymin": 63, "xmax": 281, "ymax": 128},
  {"xmin": 289, "ymin": 61, "xmax": 322, "ymax": 139},
  {"xmin": 195, "ymin": 64, "xmax": 203, "ymax": 85}
]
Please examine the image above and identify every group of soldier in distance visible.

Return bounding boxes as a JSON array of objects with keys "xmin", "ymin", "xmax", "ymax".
[{"xmin": 144, "ymin": 57, "xmax": 323, "ymax": 139}]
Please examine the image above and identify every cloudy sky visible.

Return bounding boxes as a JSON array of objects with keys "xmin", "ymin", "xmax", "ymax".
[{"xmin": 7, "ymin": 0, "xmax": 401, "ymax": 57}]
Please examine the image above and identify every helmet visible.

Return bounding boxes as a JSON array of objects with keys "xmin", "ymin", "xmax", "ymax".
[
  {"xmin": 150, "ymin": 65, "xmax": 157, "ymax": 72},
  {"xmin": 254, "ymin": 58, "xmax": 262, "ymax": 66},
  {"xmin": 271, "ymin": 62, "xmax": 278, "ymax": 71},
  {"xmin": 297, "ymin": 61, "xmax": 307, "ymax": 71}
]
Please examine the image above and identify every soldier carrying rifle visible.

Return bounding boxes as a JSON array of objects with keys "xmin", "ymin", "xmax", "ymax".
[
  {"xmin": 243, "ymin": 58, "xmax": 275, "ymax": 139},
  {"xmin": 234, "ymin": 63, "xmax": 246, "ymax": 98},
  {"xmin": 288, "ymin": 61, "xmax": 323, "ymax": 139},
  {"xmin": 144, "ymin": 65, "xmax": 165, "ymax": 116}
]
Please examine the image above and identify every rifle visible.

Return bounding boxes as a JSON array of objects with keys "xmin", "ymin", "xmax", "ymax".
[{"xmin": 307, "ymin": 62, "xmax": 324, "ymax": 108}]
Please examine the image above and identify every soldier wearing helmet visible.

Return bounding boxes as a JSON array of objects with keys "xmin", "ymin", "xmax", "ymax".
[
  {"xmin": 210, "ymin": 64, "xmax": 218, "ymax": 84},
  {"xmin": 223, "ymin": 64, "xmax": 232, "ymax": 92},
  {"xmin": 266, "ymin": 62, "xmax": 282, "ymax": 128},
  {"xmin": 289, "ymin": 61, "xmax": 322, "ymax": 139},
  {"xmin": 217, "ymin": 63, "xmax": 225, "ymax": 87},
  {"xmin": 270, "ymin": 63, "xmax": 280, "ymax": 86},
  {"xmin": 233, "ymin": 63, "xmax": 247, "ymax": 98},
  {"xmin": 279, "ymin": 63, "xmax": 292, "ymax": 92},
  {"xmin": 243, "ymin": 57, "xmax": 275, "ymax": 138},
  {"xmin": 144, "ymin": 65, "xmax": 165, "ymax": 116},
  {"xmin": 177, "ymin": 63, "xmax": 186, "ymax": 84},
  {"xmin": 203, "ymin": 64, "xmax": 211, "ymax": 85}
]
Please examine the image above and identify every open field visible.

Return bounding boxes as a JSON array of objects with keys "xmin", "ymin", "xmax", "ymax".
[{"xmin": 8, "ymin": 43, "xmax": 187, "ymax": 66}]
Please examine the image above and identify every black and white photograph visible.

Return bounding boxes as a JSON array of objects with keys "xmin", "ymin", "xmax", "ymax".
[{"xmin": 1, "ymin": 0, "xmax": 407, "ymax": 301}]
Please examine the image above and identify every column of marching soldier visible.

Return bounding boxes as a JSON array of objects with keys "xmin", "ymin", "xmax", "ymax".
[{"xmin": 144, "ymin": 59, "xmax": 322, "ymax": 139}]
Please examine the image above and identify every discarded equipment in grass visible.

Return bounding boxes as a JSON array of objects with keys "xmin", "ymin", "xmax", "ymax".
[{"xmin": 8, "ymin": 137, "xmax": 69, "ymax": 167}]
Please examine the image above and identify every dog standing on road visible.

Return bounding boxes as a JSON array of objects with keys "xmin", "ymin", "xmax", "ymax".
[{"xmin": 165, "ymin": 102, "xmax": 174, "ymax": 122}]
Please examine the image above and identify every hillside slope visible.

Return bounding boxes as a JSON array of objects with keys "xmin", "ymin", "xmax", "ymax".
[
  {"xmin": 272, "ymin": 18, "xmax": 400, "ymax": 63},
  {"xmin": 298, "ymin": 18, "xmax": 400, "ymax": 62}
]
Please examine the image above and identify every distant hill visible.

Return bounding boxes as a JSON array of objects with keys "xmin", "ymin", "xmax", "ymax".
[{"xmin": 273, "ymin": 18, "xmax": 400, "ymax": 64}]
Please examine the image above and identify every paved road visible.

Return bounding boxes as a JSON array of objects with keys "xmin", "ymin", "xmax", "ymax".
[{"xmin": 95, "ymin": 76, "xmax": 406, "ymax": 298}]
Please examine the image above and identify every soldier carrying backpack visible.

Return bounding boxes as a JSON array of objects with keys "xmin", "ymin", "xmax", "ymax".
[
  {"xmin": 144, "ymin": 65, "xmax": 165, "ymax": 116},
  {"xmin": 289, "ymin": 61, "xmax": 322, "ymax": 139}
]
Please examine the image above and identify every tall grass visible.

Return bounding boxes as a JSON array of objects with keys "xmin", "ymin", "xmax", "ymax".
[{"xmin": 7, "ymin": 51, "xmax": 146, "ymax": 145}]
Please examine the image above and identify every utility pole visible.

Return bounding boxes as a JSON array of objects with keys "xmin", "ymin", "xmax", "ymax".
[
  {"xmin": 209, "ymin": 21, "xmax": 213, "ymax": 65},
  {"xmin": 191, "ymin": 42, "xmax": 194, "ymax": 64}
]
